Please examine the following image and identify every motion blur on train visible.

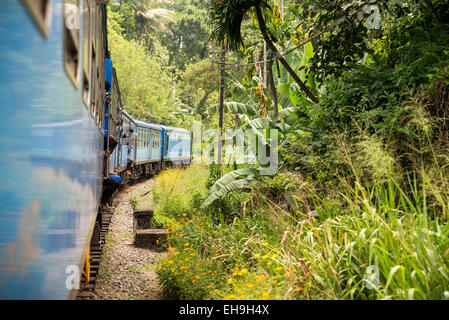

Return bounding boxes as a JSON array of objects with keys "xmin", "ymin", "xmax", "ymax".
[{"xmin": 0, "ymin": 0, "xmax": 192, "ymax": 299}]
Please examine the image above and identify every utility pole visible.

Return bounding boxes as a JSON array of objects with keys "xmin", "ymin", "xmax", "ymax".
[
  {"xmin": 280, "ymin": 0, "xmax": 284, "ymax": 21},
  {"xmin": 218, "ymin": 48, "xmax": 225, "ymax": 165}
]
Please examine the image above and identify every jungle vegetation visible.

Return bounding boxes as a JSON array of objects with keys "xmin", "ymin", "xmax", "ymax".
[{"xmin": 109, "ymin": 0, "xmax": 449, "ymax": 300}]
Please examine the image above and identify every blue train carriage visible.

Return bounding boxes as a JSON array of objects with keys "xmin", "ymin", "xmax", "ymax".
[
  {"xmin": 134, "ymin": 120, "xmax": 164, "ymax": 177},
  {"xmin": 0, "ymin": 0, "xmax": 109, "ymax": 299},
  {"xmin": 161, "ymin": 126, "xmax": 193, "ymax": 167}
]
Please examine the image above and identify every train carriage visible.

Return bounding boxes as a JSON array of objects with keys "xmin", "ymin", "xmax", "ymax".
[
  {"xmin": 135, "ymin": 120, "xmax": 163, "ymax": 164},
  {"xmin": 162, "ymin": 126, "xmax": 192, "ymax": 166},
  {"xmin": 0, "ymin": 0, "xmax": 109, "ymax": 299},
  {"xmin": 0, "ymin": 0, "xmax": 192, "ymax": 300}
]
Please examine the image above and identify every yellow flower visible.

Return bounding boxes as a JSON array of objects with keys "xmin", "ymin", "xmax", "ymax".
[
  {"xmin": 168, "ymin": 260, "xmax": 174, "ymax": 264},
  {"xmin": 184, "ymin": 243, "xmax": 190, "ymax": 247},
  {"xmin": 227, "ymin": 279, "xmax": 233, "ymax": 284},
  {"xmin": 239, "ymin": 268, "xmax": 248, "ymax": 275},
  {"xmin": 262, "ymin": 254, "xmax": 269, "ymax": 260},
  {"xmin": 183, "ymin": 213, "xmax": 187, "ymax": 217},
  {"xmin": 254, "ymin": 253, "xmax": 261, "ymax": 258},
  {"xmin": 256, "ymin": 275, "xmax": 268, "ymax": 282}
]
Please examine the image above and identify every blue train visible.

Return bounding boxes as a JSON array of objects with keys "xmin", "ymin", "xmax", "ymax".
[{"xmin": 0, "ymin": 0, "xmax": 192, "ymax": 299}]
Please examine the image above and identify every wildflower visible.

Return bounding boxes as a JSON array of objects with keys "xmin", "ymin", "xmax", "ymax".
[
  {"xmin": 239, "ymin": 268, "xmax": 248, "ymax": 275},
  {"xmin": 262, "ymin": 254, "xmax": 269, "ymax": 260},
  {"xmin": 227, "ymin": 279, "xmax": 233, "ymax": 284},
  {"xmin": 254, "ymin": 253, "xmax": 261, "ymax": 258},
  {"xmin": 168, "ymin": 260, "xmax": 174, "ymax": 264},
  {"xmin": 184, "ymin": 243, "xmax": 190, "ymax": 247},
  {"xmin": 256, "ymin": 275, "xmax": 268, "ymax": 282}
]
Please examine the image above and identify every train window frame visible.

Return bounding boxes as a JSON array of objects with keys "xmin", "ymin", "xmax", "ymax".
[
  {"xmin": 146, "ymin": 129, "xmax": 149, "ymax": 148},
  {"xmin": 63, "ymin": 0, "xmax": 81, "ymax": 89},
  {"xmin": 21, "ymin": 0, "xmax": 52, "ymax": 39},
  {"xmin": 82, "ymin": 0, "xmax": 91, "ymax": 108}
]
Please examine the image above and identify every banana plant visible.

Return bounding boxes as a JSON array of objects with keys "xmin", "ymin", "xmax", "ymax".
[{"xmin": 202, "ymin": 43, "xmax": 316, "ymax": 208}]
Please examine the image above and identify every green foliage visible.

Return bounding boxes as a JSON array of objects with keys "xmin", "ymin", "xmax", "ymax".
[
  {"xmin": 161, "ymin": 0, "xmax": 212, "ymax": 72},
  {"xmin": 107, "ymin": 10, "xmax": 175, "ymax": 122}
]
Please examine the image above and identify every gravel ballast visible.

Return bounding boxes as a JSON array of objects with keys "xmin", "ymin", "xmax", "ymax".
[{"xmin": 94, "ymin": 179, "xmax": 163, "ymax": 300}]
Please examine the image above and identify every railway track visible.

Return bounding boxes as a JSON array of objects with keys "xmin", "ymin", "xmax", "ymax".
[{"xmin": 76, "ymin": 205, "xmax": 114, "ymax": 300}]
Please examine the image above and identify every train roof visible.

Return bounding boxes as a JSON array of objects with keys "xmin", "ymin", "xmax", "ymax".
[
  {"xmin": 134, "ymin": 119, "xmax": 163, "ymax": 131},
  {"xmin": 120, "ymin": 110, "xmax": 189, "ymax": 134},
  {"xmin": 121, "ymin": 110, "xmax": 136, "ymax": 124},
  {"xmin": 160, "ymin": 125, "xmax": 191, "ymax": 134}
]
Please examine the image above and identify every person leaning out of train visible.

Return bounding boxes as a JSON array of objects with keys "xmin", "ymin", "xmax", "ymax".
[
  {"xmin": 103, "ymin": 135, "xmax": 118, "ymax": 176},
  {"xmin": 104, "ymin": 135, "xmax": 118, "ymax": 158}
]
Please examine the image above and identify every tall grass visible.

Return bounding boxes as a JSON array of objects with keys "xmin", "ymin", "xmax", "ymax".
[{"xmin": 154, "ymin": 161, "xmax": 449, "ymax": 300}]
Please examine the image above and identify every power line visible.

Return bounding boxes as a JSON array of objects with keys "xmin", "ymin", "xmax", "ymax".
[{"xmin": 210, "ymin": 31, "xmax": 324, "ymax": 68}]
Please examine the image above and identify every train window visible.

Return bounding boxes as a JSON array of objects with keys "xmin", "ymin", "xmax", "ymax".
[
  {"xmin": 82, "ymin": 0, "xmax": 91, "ymax": 107},
  {"xmin": 63, "ymin": 0, "xmax": 80, "ymax": 88},
  {"xmin": 21, "ymin": 0, "xmax": 52, "ymax": 39},
  {"xmin": 90, "ymin": 47, "xmax": 96, "ymax": 117}
]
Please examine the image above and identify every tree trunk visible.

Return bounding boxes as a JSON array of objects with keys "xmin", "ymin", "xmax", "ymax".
[{"xmin": 255, "ymin": 5, "xmax": 319, "ymax": 104}]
